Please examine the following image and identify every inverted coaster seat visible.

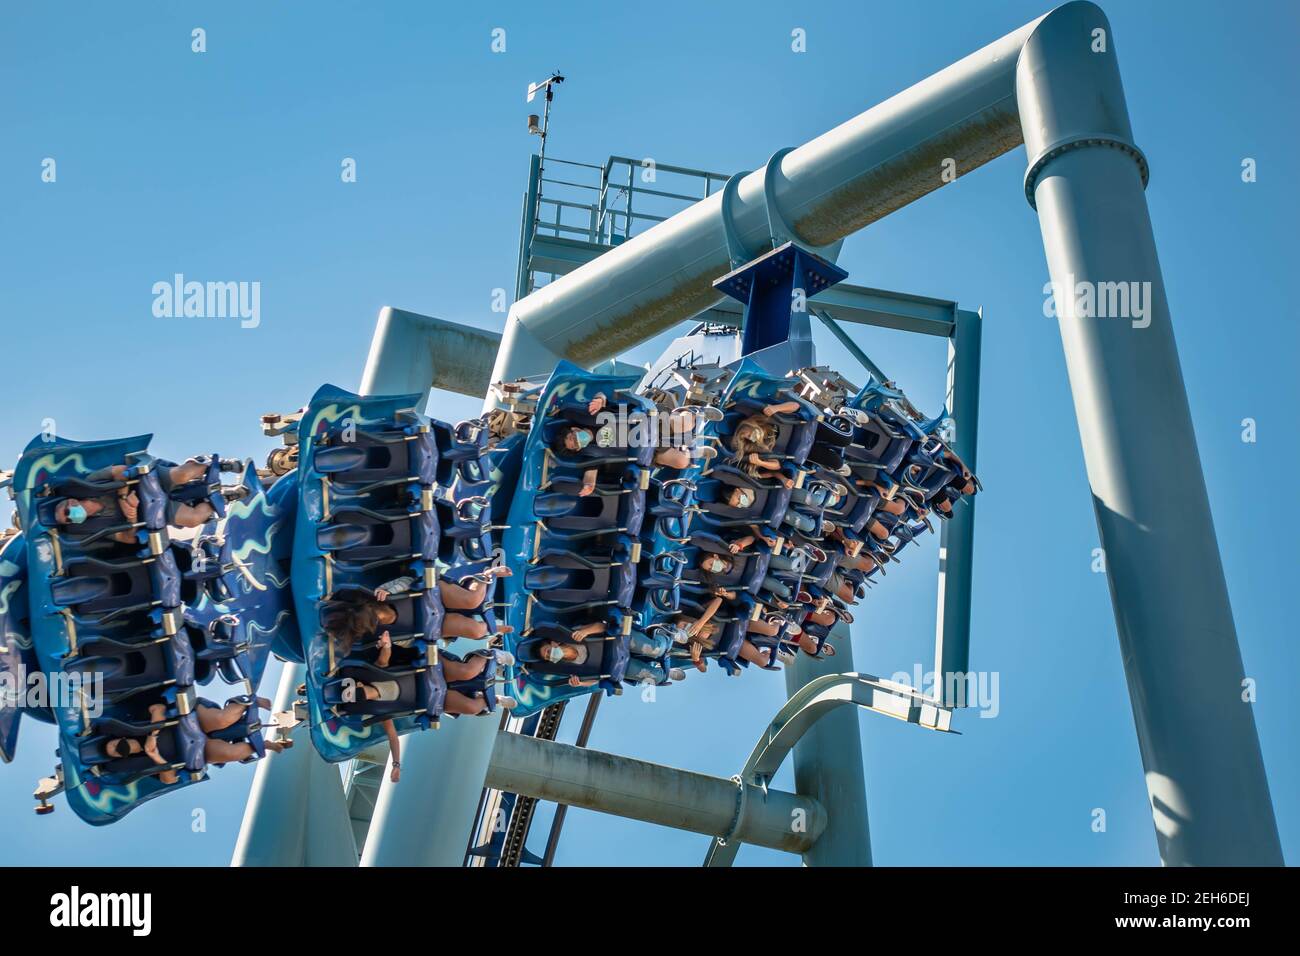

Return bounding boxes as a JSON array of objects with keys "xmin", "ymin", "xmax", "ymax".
[
  {"xmin": 179, "ymin": 612, "xmax": 250, "ymax": 684},
  {"xmin": 317, "ymin": 506, "xmax": 438, "ymax": 572},
  {"xmin": 76, "ymin": 704, "xmax": 206, "ymax": 785},
  {"xmin": 324, "ymin": 656, "xmax": 446, "ymax": 729},
  {"xmin": 717, "ymin": 394, "xmax": 817, "ymax": 473},
  {"xmin": 525, "ymin": 545, "xmax": 637, "ymax": 609},
  {"xmin": 687, "ymin": 529, "xmax": 773, "ymax": 595},
  {"xmin": 516, "ymin": 622, "xmax": 628, "ymax": 695},
  {"xmin": 694, "ymin": 465, "xmax": 791, "ymax": 530},
  {"xmin": 64, "ymin": 631, "xmax": 194, "ymax": 703},
  {"xmin": 497, "ymin": 362, "xmax": 655, "ymax": 716},
  {"xmin": 292, "ymin": 384, "xmax": 457, "ymax": 761}
]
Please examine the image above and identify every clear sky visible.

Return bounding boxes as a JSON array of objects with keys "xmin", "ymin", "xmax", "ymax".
[{"xmin": 2, "ymin": 0, "xmax": 1296, "ymax": 866}]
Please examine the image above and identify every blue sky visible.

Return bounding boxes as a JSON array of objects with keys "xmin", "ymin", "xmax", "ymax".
[{"xmin": 2, "ymin": 0, "xmax": 1296, "ymax": 866}]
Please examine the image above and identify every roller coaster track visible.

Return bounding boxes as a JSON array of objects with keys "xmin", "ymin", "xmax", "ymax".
[
  {"xmin": 703, "ymin": 672, "xmax": 954, "ymax": 867},
  {"xmin": 465, "ymin": 701, "xmax": 568, "ymax": 866},
  {"xmin": 498, "ymin": 701, "xmax": 567, "ymax": 867},
  {"xmin": 463, "ymin": 691, "xmax": 604, "ymax": 867}
]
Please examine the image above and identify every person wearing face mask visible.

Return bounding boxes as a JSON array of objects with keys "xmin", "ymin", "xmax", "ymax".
[
  {"xmin": 53, "ymin": 493, "xmax": 139, "ymax": 544},
  {"xmin": 550, "ymin": 620, "xmax": 690, "ymax": 688},
  {"xmin": 552, "ymin": 393, "xmax": 711, "ymax": 495},
  {"xmin": 723, "ymin": 485, "xmax": 759, "ymax": 512},
  {"xmin": 52, "ymin": 458, "xmax": 239, "ymax": 540},
  {"xmin": 535, "ymin": 629, "xmax": 597, "ymax": 688},
  {"xmin": 671, "ymin": 585, "xmax": 776, "ymax": 672},
  {"xmin": 699, "ymin": 552, "xmax": 731, "ymax": 577},
  {"xmin": 528, "ymin": 618, "xmax": 606, "ymax": 667},
  {"xmin": 695, "ymin": 549, "xmax": 804, "ymax": 603},
  {"xmin": 550, "ymin": 392, "xmax": 621, "ymax": 498}
]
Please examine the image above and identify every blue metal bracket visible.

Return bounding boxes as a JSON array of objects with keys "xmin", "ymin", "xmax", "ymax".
[{"xmin": 713, "ymin": 241, "xmax": 849, "ymax": 358}]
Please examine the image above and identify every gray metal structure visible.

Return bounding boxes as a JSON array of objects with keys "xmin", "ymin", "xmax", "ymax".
[{"xmin": 234, "ymin": 1, "xmax": 1282, "ymax": 867}]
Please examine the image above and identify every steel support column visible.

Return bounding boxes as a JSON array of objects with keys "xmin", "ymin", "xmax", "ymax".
[
  {"xmin": 934, "ymin": 309, "xmax": 981, "ymax": 705},
  {"xmin": 1019, "ymin": 1, "xmax": 1281, "ymax": 864},
  {"xmin": 231, "ymin": 663, "xmax": 358, "ymax": 866}
]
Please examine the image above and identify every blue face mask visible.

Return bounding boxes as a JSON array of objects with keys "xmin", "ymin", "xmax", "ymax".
[
  {"xmin": 65, "ymin": 503, "xmax": 88, "ymax": 524},
  {"xmin": 572, "ymin": 429, "xmax": 593, "ymax": 450},
  {"xmin": 544, "ymin": 644, "xmax": 567, "ymax": 664}
]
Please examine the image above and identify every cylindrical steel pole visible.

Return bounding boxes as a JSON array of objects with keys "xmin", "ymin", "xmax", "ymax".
[{"xmin": 1019, "ymin": 1, "xmax": 1282, "ymax": 865}]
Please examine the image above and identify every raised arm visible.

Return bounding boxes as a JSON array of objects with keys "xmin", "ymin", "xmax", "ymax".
[
  {"xmin": 763, "ymin": 400, "xmax": 802, "ymax": 417},
  {"xmin": 86, "ymin": 464, "xmax": 129, "ymax": 485},
  {"xmin": 729, "ymin": 534, "xmax": 755, "ymax": 553},
  {"xmin": 571, "ymin": 620, "xmax": 608, "ymax": 641},
  {"xmin": 691, "ymin": 596, "xmax": 723, "ymax": 637},
  {"xmin": 374, "ymin": 576, "xmax": 416, "ymax": 601},
  {"xmin": 384, "ymin": 719, "xmax": 401, "ymax": 783}
]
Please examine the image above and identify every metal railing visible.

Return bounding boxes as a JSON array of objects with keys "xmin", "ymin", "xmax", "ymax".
[{"xmin": 535, "ymin": 155, "xmax": 730, "ymax": 247}]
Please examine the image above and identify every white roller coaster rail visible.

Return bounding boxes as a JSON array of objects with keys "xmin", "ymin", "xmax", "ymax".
[{"xmin": 704, "ymin": 672, "xmax": 953, "ymax": 866}]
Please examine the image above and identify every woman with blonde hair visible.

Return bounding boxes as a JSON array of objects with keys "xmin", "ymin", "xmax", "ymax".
[{"xmin": 728, "ymin": 401, "xmax": 801, "ymax": 485}]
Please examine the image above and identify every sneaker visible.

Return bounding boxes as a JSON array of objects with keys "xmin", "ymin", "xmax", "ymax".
[
  {"xmin": 777, "ymin": 651, "xmax": 797, "ymax": 665},
  {"xmin": 694, "ymin": 445, "xmax": 718, "ymax": 462},
  {"xmin": 496, "ymin": 695, "xmax": 517, "ymax": 711},
  {"xmin": 695, "ymin": 405, "xmax": 724, "ymax": 423},
  {"xmin": 219, "ymin": 458, "xmax": 247, "ymax": 474},
  {"xmin": 668, "ymin": 667, "xmax": 687, "ymax": 682},
  {"xmin": 494, "ymin": 649, "xmax": 516, "ymax": 667}
]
